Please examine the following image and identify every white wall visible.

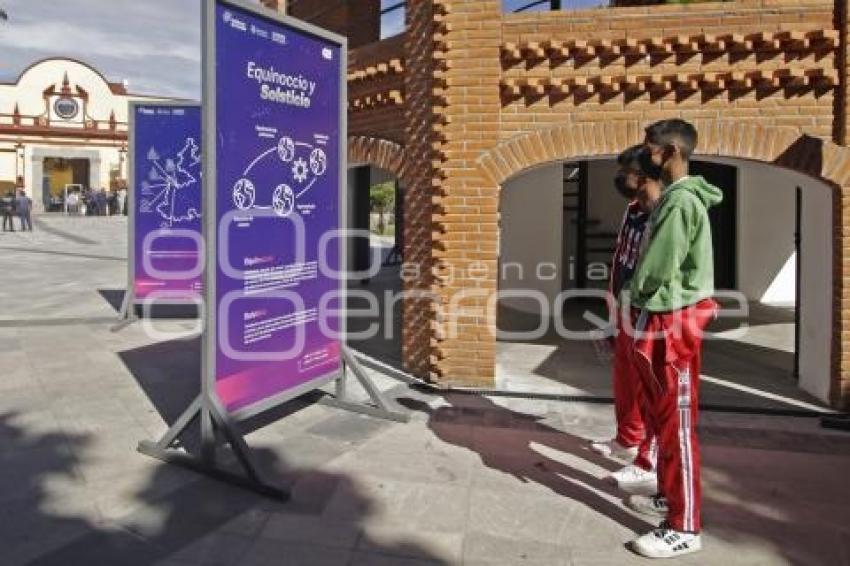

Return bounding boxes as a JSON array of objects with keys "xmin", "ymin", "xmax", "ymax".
[
  {"xmin": 731, "ymin": 160, "xmax": 797, "ymax": 305},
  {"xmin": 692, "ymin": 158, "xmax": 832, "ymax": 403},
  {"xmin": 792, "ymin": 169, "xmax": 833, "ymax": 402},
  {"xmin": 0, "ymin": 58, "xmax": 141, "ymax": 123},
  {"xmin": 0, "ymin": 152, "xmax": 15, "ymax": 185},
  {"xmin": 499, "ymin": 163, "xmax": 563, "ymax": 314},
  {"xmin": 587, "ymin": 159, "xmax": 628, "ymax": 234},
  {"xmin": 498, "ymin": 158, "xmax": 627, "ymax": 310}
]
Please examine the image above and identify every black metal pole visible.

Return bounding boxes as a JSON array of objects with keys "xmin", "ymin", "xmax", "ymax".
[{"xmin": 794, "ymin": 187, "xmax": 801, "ymax": 380}]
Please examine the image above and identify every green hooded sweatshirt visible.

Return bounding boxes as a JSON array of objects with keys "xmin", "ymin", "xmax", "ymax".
[{"xmin": 628, "ymin": 175, "xmax": 723, "ymax": 312}]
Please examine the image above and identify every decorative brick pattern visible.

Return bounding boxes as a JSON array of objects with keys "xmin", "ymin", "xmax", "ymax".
[
  {"xmin": 427, "ymin": 0, "xmax": 504, "ymax": 385},
  {"xmin": 347, "ymin": 135, "xmax": 409, "ymax": 184},
  {"xmin": 348, "ymin": 35, "xmax": 406, "ymax": 144},
  {"xmin": 340, "ymin": 0, "xmax": 850, "ymax": 408},
  {"xmin": 400, "ymin": 0, "xmax": 442, "ymax": 378}
]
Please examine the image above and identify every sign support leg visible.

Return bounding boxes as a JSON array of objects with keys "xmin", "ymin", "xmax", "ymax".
[
  {"xmin": 318, "ymin": 346, "xmax": 409, "ymax": 423},
  {"xmin": 111, "ymin": 288, "xmax": 138, "ymax": 332},
  {"xmin": 137, "ymin": 394, "xmax": 288, "ymax": 500}
]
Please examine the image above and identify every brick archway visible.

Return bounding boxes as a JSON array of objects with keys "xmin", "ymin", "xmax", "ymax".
[
  {"xmin": 347, "ymin": 135, "xmax": 409, "ymax": 185},
  {"xmin": 472, "ymin": 120, "xmax": 850, "ymax": 409}
]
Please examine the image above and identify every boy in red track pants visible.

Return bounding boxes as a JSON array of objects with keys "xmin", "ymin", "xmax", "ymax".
[
  {"xmin": 625, "ymin": 119, "xmax": 722, "ymax": 559},
  {"xmin": 590, "ymin": 145, "xmax": 661, "ymax": 494}
]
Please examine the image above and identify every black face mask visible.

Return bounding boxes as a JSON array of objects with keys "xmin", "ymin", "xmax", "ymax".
[
  {"xmin": 639, "ymin": 147, "xmax": 664, "ymax": 181},
  {"xmin": 614, "ymin": 174, "xmax": 637, "ymax": 200}
]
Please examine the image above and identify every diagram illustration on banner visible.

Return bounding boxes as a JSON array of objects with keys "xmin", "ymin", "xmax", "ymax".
[
  {"xmin": 141, "ymin": 137, "xmax": 202, "ymax": 227},
  {"xmin": 116, "ymin": 102, "xmax": 203, "ymax": 324},
  {"xmin": 232, "ymin": 134, "xmax": 328, "ymax": 218}
]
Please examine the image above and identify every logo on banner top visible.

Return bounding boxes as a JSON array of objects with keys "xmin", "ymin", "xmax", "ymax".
[
  {"xmin": 223, "ymin": 9, "xmax": 247, "ymax": 31},
  {"xmin": 54, "ymin": 97, "xmax": 79, "ymax": 120}
]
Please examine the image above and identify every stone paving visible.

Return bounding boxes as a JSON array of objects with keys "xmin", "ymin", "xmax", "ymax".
[{"xmin": 0, "ymin": 215, "xmax": 849, "ymax": 565}]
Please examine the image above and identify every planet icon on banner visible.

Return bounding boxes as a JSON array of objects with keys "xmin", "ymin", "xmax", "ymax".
[
  {"xmin": 232, "ymin": 178, "xmax": 256, "ymax": 210},
  {"xmin": 272, "ymin": 184, "xmax": 295, "ymax": 217},
  {"xmin": 277, "ymin": 136, "xmax": 296, "ymax": 163},
  {"xmin": 309, "ymin": 148, "xmax": 327, "ymax": 176}
]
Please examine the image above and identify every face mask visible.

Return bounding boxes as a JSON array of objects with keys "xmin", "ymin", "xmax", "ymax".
[
  {"xmin": 614, "ymin": 174, "xmax": 637, "ymax": 200},
  {"xmin": 639, "ymin": 147, "xmax": 664, "ymax": 181}
]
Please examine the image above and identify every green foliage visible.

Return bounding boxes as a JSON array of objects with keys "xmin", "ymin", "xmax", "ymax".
[
  {"xmin": 370, "ymin": 181, "xmax": 395, "ymax": 212},
  {"xmin": 370, "ymin": 181, "xmax": 395, "ymax": 235}
]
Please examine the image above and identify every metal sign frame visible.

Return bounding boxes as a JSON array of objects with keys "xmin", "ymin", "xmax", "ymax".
[
  {"xmin": 117, "ymin": 100, "xmax": 203, "ymax": 323},
  {"xmin": 137, "ymin": 0, "xmax": 407, "ymax": 500}
]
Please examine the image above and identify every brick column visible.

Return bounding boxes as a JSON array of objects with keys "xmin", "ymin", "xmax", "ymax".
[
  {"xmin": 836, "ymin": 0, "xmax": 849, "ymax": 145},
  {"xmin": 400, "ymin": 0, "xmax": 440, "ymax": 378},
  {"xmin": 831, "ymin": 1, "xmax": 850, "ymax": 408},
  {"xmin": 429, "ymin": 0, "xmax": 504, "ymax": 385}
]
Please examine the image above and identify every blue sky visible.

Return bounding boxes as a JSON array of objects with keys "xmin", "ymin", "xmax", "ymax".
[{"xmin": 0, "ymin": 0, "xmax": 202, "ymax": 98}]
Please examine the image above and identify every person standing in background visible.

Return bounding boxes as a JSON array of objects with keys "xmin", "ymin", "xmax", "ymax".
[
  {"xmin": 15, "ymin": 189, "xmax": 32, "ymax": 231},
  {"xmin": 1, "ymin": 191, "xmax": 16, "ymax": 232},
  {"xmin": 96, "ymin": 188, "xmax": 108, "ymax": 216},
  {"xmin": 118, "ymin": 186, "xmax": 128, "ymax": 216}
]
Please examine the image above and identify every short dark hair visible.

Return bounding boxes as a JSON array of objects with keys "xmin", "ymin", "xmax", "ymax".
[
  {"xmin": 644, "ymin": 119, "xmax": 698, "ymax": 159},
  {"xmin": 617, "ymin": 144, "xmax": 644, "ymax": 172}
]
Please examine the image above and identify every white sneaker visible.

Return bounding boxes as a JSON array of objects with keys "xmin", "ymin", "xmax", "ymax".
[
  {"xmin": 589, "ymin": 439, "xmax": 638, "ymax": 462},
  {"xmin": 625, "ymin": 494, "xmax": 668, "ymax": 519},
  {"xmin": 610, "ymin": 465, "xmax": 658, "ymax": 495},
  {"xmin": 630, "ymin": 524, "xmax": 702, "ymax": 558}
]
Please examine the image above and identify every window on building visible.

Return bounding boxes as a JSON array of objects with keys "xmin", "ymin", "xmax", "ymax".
[{"xmin": 380, "ymin": 0, "xmax": 405, "ymax": 39}]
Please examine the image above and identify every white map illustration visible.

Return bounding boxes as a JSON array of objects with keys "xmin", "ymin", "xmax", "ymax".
[
  {"xmin": 140, "ymin": 138, "xmax": 202, "ymax": 227},
  {"xmin": 232, "ymin": 135, "xmax": 328, "ymax": 218}
]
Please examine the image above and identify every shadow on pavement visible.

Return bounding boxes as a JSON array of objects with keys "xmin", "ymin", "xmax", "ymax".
[
  {"xmin": 398, "ymin": 394, "xmax": 652, "ymax": 536},
  {"xmin": 400, "ymin": 393, "xmax": 850, "ymax": 565},
  {"xmin": 1, "ymin": 347, "xmax": 449, "ymax": 564},
  {"xmin": 98, "ymin": 288, "xmax": 201, "ymax": 318}
]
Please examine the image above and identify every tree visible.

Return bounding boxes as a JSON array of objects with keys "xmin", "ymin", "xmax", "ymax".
[{"xmin": 369, "ymin": 181, "xmax": 395, "ymax": 235}]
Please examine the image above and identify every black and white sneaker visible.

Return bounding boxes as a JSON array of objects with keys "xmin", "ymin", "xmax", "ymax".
[
  {"xmin": 625, "ymin": 494, "xmax": 668, "ymax": 519},
  {"xmin": 630, "ymin": 522, "xmax": 702, "ymax": 558}
]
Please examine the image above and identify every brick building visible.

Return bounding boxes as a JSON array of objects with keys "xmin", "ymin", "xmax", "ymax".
[{"xmin": 266, "ymin": 0, "xmax": 850, "ymax": 409}]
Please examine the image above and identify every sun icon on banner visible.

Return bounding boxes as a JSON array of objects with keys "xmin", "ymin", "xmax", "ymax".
[{"xmin": 292, "ymin": 158, "xmax": 309, "ymax": 184}]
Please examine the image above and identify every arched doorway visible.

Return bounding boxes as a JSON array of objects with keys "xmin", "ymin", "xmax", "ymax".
[
  {"xmin": 346, "ymin": 136, "xmax": 409, "ymax": 369},
  {"xmin": 474, "ymin": 121, "xmax": 850, "ymax": 409}
]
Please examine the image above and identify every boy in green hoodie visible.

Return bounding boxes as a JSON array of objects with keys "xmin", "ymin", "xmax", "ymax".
[{"xmin": 624, "ymin": 119, "xmax": 722, "ymax": 559}]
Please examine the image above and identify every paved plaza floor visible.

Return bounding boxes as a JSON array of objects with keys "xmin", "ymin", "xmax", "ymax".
[{"xmin": 0, "ymin": 215, "xmax": 848, "ymax": 565}]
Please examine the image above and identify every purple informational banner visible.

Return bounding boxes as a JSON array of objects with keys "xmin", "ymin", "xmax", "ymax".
[
  {"xmin": 208, "ymin": 1, "xmax": 343, "ymax": 415},
  {"xmin": 131, "ymin": 103, "xmax": 203, "ymax": 303}
]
